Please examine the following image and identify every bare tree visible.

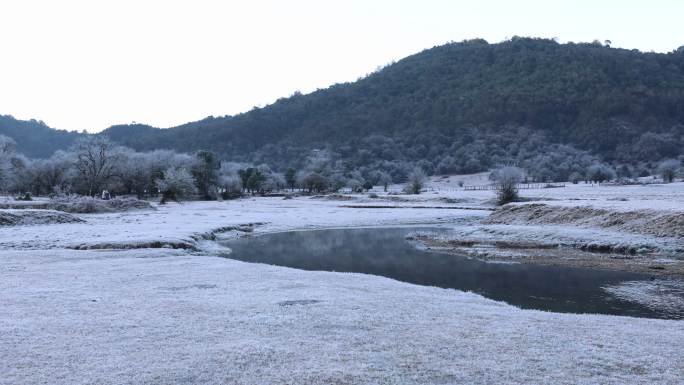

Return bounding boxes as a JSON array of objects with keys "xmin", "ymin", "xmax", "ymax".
[{"xmin": 72, "ymin": 136, "xmax": 124, "ymax": 196}]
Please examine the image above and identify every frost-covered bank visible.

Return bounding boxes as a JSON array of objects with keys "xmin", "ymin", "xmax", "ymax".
[
  {"xmin": 483, "ymin": 203, "xmax": 684, "ymax": 239},
  {"xmin": 0, "ymin": 198, "xmax": 486, "ymax": 250},
  {"xmin": 413, "ymin": 228, "xmax": 684, "ymax": 277},
  {"xmin": 410, "ymin": 182, "xmax": 684, "ymax": 277},
  {"xmin": 2, "ymin": 248, "xmax": 684, "ymax": 385}
]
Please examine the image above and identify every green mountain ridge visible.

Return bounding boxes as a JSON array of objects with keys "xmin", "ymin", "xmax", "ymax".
[{"xmin": 3, "ymin": 38, "xmax": 684, "ymax": 176}]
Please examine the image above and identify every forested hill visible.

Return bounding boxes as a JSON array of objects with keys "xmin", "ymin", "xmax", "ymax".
[
  {"xmin": 0, "ymin": 116, "xmax": 81, "ymax": 159},
  {"xmin": 3, "ymin": 38, "xmax": 684, "ymax": 177}
]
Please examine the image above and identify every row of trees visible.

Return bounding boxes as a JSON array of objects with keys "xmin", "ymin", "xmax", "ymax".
[
  {"xmin": 0, "ymin": 135, "xmax": 396, "ymax": 200},
  {"xmin": 489, "ymin": 159, "xmax": 683, "ymax": 206},
  {"xmin": 570, "ymin": 159, "xmax": 682, "ymax": 184},
  {"xmin": 0, "ymin": 134, "xmax": 215, "ymax": 201},
  {"xmin": 241, "ymin": 128, "xmax": 679, "ymax": 186},
  {"xmin": 1, "ymin": 133, "xmax": 681, "ymax": 202},
  {"xmin": 488, "ymin": 158, "xmax": 683, "ymax": 187}
]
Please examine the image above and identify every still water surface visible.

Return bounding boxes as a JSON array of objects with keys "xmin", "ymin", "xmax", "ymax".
[{"xmin": 222, "ymin": 226, "xmax": 671, "ymax": 319}]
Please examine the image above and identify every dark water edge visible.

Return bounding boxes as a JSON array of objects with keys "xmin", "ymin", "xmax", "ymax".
[{"xmin": 221, "ymin": 226, "xmax": 680, "ymax": 319}]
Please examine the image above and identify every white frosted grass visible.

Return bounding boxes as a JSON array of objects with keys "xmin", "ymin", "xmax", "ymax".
[
  {"xmin": 426, "ymin": 180, "xmax": 684, "ymax": 212},
  {"xmin": 1, "ymin": 189, "xmax": 683, "ymax": 384},
  {"xmin": 2, "ymin": 249, "xmax": 684, "ymax": 385}
]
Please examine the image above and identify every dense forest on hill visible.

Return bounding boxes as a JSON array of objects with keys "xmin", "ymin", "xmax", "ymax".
[
  {"xmin": 0, "ymin": 116, "xmax": 81, "ymax": 159},
  {"xmin": 2, "ymin": 38, "xmax": 684, "ymax": 181}
]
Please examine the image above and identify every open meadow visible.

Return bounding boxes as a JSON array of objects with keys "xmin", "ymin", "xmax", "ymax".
[{"xmin": 2, "ymin": 180, "xmax": 683, "ymax": 384}]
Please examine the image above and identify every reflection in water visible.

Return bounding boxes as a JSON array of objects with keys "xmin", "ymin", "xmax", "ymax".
[{"xmin": 222, "ymin": 227, "xmax": 675, "ymax": 319}]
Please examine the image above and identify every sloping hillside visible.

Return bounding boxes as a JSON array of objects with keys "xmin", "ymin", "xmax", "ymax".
[{"xmin": 3, "ymin": 38, "xmax": 684, "ymax": 175}]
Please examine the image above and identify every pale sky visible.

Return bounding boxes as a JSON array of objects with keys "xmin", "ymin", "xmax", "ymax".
[{"xmin": 1, "ymin": 0, "xmax": 682, "ymax": 132}]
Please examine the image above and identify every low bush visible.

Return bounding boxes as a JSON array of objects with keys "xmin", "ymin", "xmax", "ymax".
[
  {"xmin": 48, "ymin": 196, "xmax": 153, "ymax": 213},
  {"xmin": 15, "ymin": 192, "xmax": 32, "ymax": 201}
]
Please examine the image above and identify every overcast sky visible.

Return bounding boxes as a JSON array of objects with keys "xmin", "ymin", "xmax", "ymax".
[{"xmin": 1, "ymin": 0, "xmax": 682, "ymax": 132}]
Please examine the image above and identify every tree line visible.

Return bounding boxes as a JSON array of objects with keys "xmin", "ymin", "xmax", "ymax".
[
  {"xmin": 0, "ymin": 131, "xmax": 683, "ymax": 202},
  {"xmin": 0, "ymin": 135, "xmax": 396, "ymax": 201}
]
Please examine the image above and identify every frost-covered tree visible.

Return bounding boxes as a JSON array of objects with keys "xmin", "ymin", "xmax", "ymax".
[
  {"xmin": 328, "ymin": 173, "xmax": 347, "ymax": 192},
  {"xmin": 616, "ymin": 164, "xmax": 633, "ymax": 180},
  {"xmin": 218, "ymin": 162, "xmax": 246, "ymax": 199},
  {"xmin": 586, "ymin": 163, "xmax": 616, "ymax": 183},
  {"xmin": 118, "ymin": 150, "xmax": 152, "ymax": 198},
  {"xmin": 299, "ymin": 172, "xmax": 328, "ymax": 193},
  {"xmin": 403, "ymin": 167, "xmax": 427, "ymax": 194},
  {"xmin": 346, "ymin": 177, "xmax": 364, "ymax": 193},
  {"xmin": 219, "ymin": 175, "xmax": 242, "ymax": 199},
  {"xmin": 376, "ymin": 171, "xmax": 392, "ymax": 192},
  {"xmin": 125, "ymin": 150, "xmax": 196, "ymax": 198},
  {"xmin": 0, "ymin": 135, "xmax": 17, "ymax": 157},
  {"xmin": 0, "ymin": 156, "xmax": 13, "ymax": 193},
  {"xmin": 155, "ymin": 167, "xmax": 197, "ymax": 203},
  {"xmin": 658, "ymin": 159, "xmax": 681, "ymax": 183},
  {"xmin": 0, "ymin": 135, "xmax": 17, "ymax": 192},
  {"xmin": 522, "ymin": 144, "xmax": 597, "ymax": 183},
  {"xmin": 569, "ymin": 171, "xmax": 583, "ymax": 184},
  {"xmin": 261, "ymin": 172, "xmax": 286, "ymax": 192},
  {"xmin": 192, "ymin": 150, "xmax": 219, "ymax": 200},
  {"xmin": 284, "ymin": 168, "xmax": 297, "ymax": 190},
  {"xmin": 23, "ymin": 152, "xmax": 70, "ymax": 196},
  {"xmin": 346, "ymin": 170, "xmax": 366, "ymax": 193},
  {"xmin": 436, "ymin": 155, "xmax": 458, "ymax": 175},
  {"xmin": 240, "ymin": 168, "xmax": 265, "ymax": 193}
]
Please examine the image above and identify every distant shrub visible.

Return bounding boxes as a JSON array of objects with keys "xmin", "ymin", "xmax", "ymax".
[
  {"xmin": 403, "ymin": 168, "xmax": 427, "ymax": 194},
  {"xmin": 491, "ymin": 166, "xmax": 524, "ymax": 205},
  {"xmin": 368, "ymin": 193, "xmax": 379, "ymax": 198}
]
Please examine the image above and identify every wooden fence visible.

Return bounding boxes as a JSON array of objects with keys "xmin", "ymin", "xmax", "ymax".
[{"xmin": 464, "ymin": 182, "xmax": 565, "ymax": 191}]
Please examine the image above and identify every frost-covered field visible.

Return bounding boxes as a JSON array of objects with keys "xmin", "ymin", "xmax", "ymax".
[
  {"xmin": 414, "ymin": 179, "xmax": 684, "ymax": 212},
  {"xmin": 2, "ymin": 192, "xmax": 684, "ymax": 384},
  {"xmin": 0, "ymin": 198, "xmax": 485, "ymax": 250}
]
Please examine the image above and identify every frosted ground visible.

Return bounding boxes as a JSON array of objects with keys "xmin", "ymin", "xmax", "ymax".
[{"xmin": 2, "ymin": 182, "xmax": 684, "ymax": 384}]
